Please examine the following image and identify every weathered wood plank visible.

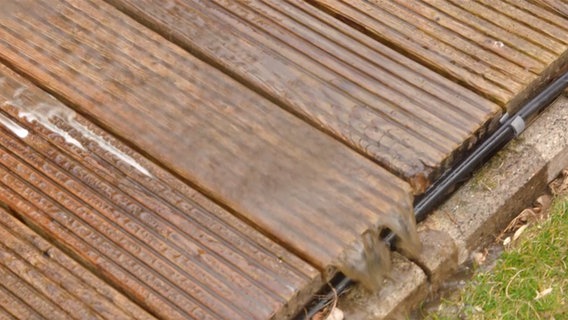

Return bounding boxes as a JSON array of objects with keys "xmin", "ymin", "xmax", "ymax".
[
  {"xmin": 532, "ymin": 0, "xmax": 568, "ymax": 17},
  {"xmin": 103, "ymin": 0, "xmax": 501, "ymax": 191},
  {"xmin": 0, "ymin": 65, "xmax": 324, "ymax": 319},
  {"xmin": 506, "ymin": 0, "xmax": 568, "ymax": 28},
  {"xmin": 0, "ymin": 299, "xmax": 24, "ymax": 320},
  {"xmin": 308, "ymin": 0, "xmax": 568, "ymax": 113},
  {"xmin": 0, "ymin": 0, "xmax": 422, "ymax": 271},
  {"xmin": 0, "ymin": 207, "xmax": 155, "ymax": 320}
]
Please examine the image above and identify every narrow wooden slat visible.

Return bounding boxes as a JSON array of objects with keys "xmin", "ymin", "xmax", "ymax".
[
  {"xmin": 102, "ymin": 0, "xmax": 501, "ymax": 191},
  {"xmin": 532, "ymin": 0, "xmax": 568, "ymax": 17},
  {"xmin": 308, "ymin": 0, "xmax": 568, "ymax": 113},
  {"xmin": 506, "ymin": 0, "xmax": 568, "ymax": 28},
  {"xmin": 478, "ymin": 0, "xmax": 568, "ymax": 45},
  {"xmin": 0, "ymin": 65, "xmax": 325, "ymax": 319},
  {"xmin": 0, "ymin": 303, "xmax": 20, "ymax": 320},
  {"xmin": 0, "ymin": 283, "xmax": 45, "ymax": 320},
  {"xmin": 0, "ymin": 264, "xmax": 71, "ymax": 319},
  {"xmin": 0, "ymin": 208, "xmax": 156, "ymax": 320},
  {"xmin": 0, "ymin": 214, "xmax": 153, "ymax": 319}
]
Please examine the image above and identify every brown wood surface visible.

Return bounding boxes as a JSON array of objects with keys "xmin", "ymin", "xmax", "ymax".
[
  {"xmin": 0, "ymin": 207, "xmax": 155, "ymax": 320},
  {"xmin": 532, "ymin": 0, "xmax": 568, "ymax": 17},
  {"xmin": 0, "ymin": 65, "xmax": 324, "ymax": 319},
  {"xmin": 103, "ymin": 0, "xmax": 501, "ymax": 191},
  {"xmin": 0, "ymin": 0, "xmax": 422, "ymax": 314},
  {"xmin": 308, "ymin": 0, "xmax": 568, "ymax": 113},
  {"xmin": 0, "ymin": 0, "xmax": 563, "ymax": 318}
]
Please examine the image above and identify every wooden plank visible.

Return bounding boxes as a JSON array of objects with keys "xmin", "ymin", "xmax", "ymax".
[
  {"xmin": 0, "ymin": 207, "xmax": 155, "ymax": 320},
  {"xmin": 532, "ymin": 0, "xmax": 568, "ymax": 17},
  {"xmin": 308, "ymin": 0, "xmax": 568, "ymax": 113},
  {"xmin": 102, "ymin": 0, "xmax": 501, "ymax": 191},
  {"xmin": 0, "ymin": 66, "xmax": 324, "ymax": 319},
  {"xmin": 0, "ymin": 0, "xmax": 422, "ymax": 272},
  {"xmin": 509, "ymin": 0, "xmax": 568, "ymax": 26}
]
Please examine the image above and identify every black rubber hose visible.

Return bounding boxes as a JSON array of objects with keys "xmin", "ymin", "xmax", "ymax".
[
  {"xmin": 296, "ymin": 71, "xmax": 568, "ymax": 320},
  {"xmin": 414, "ymin": 71, "xmax": 568, "ymax": 222}
]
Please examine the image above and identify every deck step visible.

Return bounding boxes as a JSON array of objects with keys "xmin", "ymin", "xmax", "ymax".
[
  {"xmin": 104, "ymin": 0, "xmax": 502, "ymax": 190},
  {"xmin": 308, "ymin": 0, "xmax": 568, "ymax": 112},
  {"xmin": 0, "ymin": 65, "xmax": 322, "ymax": 319}
]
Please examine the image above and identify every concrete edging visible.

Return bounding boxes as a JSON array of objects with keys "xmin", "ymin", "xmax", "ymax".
[{"xmin": 339, "ymin": 94, "xmax": 568, "ymax": 319}]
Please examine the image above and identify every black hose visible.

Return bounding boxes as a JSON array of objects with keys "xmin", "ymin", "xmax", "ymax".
[
  {"xmin": 296, "ymin": 276, "xmax": 352, "ymax": 320},
  {"xmin": 296, "ymin": 71, "xmax": 568, "ymax": 320},
  {"xmin": 414, "ymin": 71, "xmax": 568, "ymax": 221}
]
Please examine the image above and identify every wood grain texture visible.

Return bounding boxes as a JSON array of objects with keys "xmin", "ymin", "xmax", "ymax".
[
  {"xmin": 103, "ymin": 0, "xmax": 501, "ymax": 191},
  {"xmin": 0, "ymin": 65, "xmax": 323, "ymax": 320},
  {"xmin": 531, "ymin": 0, "xmax": 568, "ymax": 17},
  {"xmin": 308, "ymin": 0, "xmax": 568, "ymax": 114},
  {"xmin": 0, "ymin": 207, "xmax": 155, "ymax": 320},
  {"xmin": 0, "ymin": 0, "xmax": 421, "ymax": 314}
]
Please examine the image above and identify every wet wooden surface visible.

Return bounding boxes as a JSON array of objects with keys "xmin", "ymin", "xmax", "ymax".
[
  {"xmin": 309, "ymin": 0, "xmax": 568, "ymax": 113},
  {"xmin": 0, "ymin": 0, "xmax": 566, "ymax": 319},
  {"xmin": 0, "ymin": 1, "xmax": 424, "ymax": 318},
  {"xmin": 0, "ymin": 206, "xmax": 155, "ymax": 320},
  {"xmin": 105, "ymin": 0, "xmax": 501, "ymax": 190},
  {"xmin": 0, "ymin": 65, "xmax": 323, "ymax": 319},
  {"xmin": 533, "ymin": 0, "xmax": 568, "ymax": 17},
  {"xmin": 0, "ymin": 0, "xmax": 420, "ymax": 269}
]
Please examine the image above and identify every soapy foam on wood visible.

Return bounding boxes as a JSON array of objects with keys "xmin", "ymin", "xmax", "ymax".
[{"xmin": 0, "ymin": 83, "xmax": 151, "ymax": 177}]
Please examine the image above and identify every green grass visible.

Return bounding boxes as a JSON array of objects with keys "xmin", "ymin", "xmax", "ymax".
[{"xmin": 427, "ymin": 197, "xmax": 568, "ymax": 320}]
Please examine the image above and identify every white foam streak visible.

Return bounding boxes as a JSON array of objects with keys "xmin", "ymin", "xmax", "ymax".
[
  {"xmin": 18, "ymin": 103, "xmax": 85, "ymax": 150},
  {"xmin": 74, "ymin": 122, "xmax": 152, "ymax": 177},
  {"xmin": 2, "ymin": 86, "xmax": 152, "ymax": 177},
  {"xmin": 0, "ymin": 113, "xmax": 28, "ymax": 138}
]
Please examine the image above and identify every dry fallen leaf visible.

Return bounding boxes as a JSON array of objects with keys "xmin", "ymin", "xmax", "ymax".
[
  {"xmin": 534, "ymin": 288, "xmax": 553, "ymax": 300},
  {"xmin": 496, "ymin": 194, "xmax": 553, "ymax": 243},
  {"xmin": 312, "ymin": 309, "xmax": 327, "ymax": 320},
  {"xmin": 512, "ymin": 224, "xmax": 528, "ymax": 242},
  {"xmin": 324, "ymin": 308, "xmax": 344, "ymax": 320},
  {"xmin": 472, "ymin": 249, "xmax": 488, "ymax": 266},
  {"xmin": 550, "ymin": 169, "xmax": 568, "ymax": 196},
  {"xmin": 312, "ymin": 286, "xmax": 339, "ymax": 320},
  {"xmin": 535, "ymin": 195, "xmax": 552, "ymax": 215}
]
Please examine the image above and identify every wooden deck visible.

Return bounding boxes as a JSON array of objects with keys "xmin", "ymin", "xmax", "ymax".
[{"xmin": 0, "ymin": 1, "xmax": 566, "ymax": 319}]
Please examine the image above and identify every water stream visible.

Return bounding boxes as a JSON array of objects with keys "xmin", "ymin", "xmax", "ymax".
[{"xmin": 338, "ymin": 192, "xmax": 421, "ymax": 291}]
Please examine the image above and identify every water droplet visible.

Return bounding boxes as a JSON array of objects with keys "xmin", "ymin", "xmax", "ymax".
[{"xmin": 493, "ymin": 41, "xmax": 504, "ymax": 48}]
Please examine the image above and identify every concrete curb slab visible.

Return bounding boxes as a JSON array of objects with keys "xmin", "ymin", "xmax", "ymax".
[
  {"xmin": 426, "ymin": 94, "xmax": 568, "ymax": 264},
  {"xmin": 340, "ymin": 94, "xmax": 568, "ymax": 319},
  {"xmin": 412, "ymin": 228, "xmax": 458, "ymax": 288},
  {"xmin": 338, "ymin": 253, "xmax": 428, "ymax": 320}
]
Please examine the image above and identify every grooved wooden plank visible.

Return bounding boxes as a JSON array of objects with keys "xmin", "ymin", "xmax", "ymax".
[
  {"xmin": 505, "ymin": 0, "xmax": 568, "ymax": 28},
  {"xmin": 533, "ymin": 0, "xmax": 568, "ymax": 17},
  {"xmin": 0, "ymin": 0, "xmax": 421, "ymax": 272},
  {"xmin": 0, "ymin": 302, "xmax": 20, "ymax": 320},
  {"xmin": 0, "ymin": 207, "xmax": 155, "ymax": 320},
  {"xmin": 102, "ymin": 0, "xmax": 501, "ymax": 191},
  {"xmin": 308, "ymin": 0, "xmax": 568, "ymax": 113},
  {"xmin": 0, "ymin": 65, "xmax": 324, "ymax": 319},
  {"xmin": 0, "ymin": 8, "xmax": 421, "ymax": 317}
]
